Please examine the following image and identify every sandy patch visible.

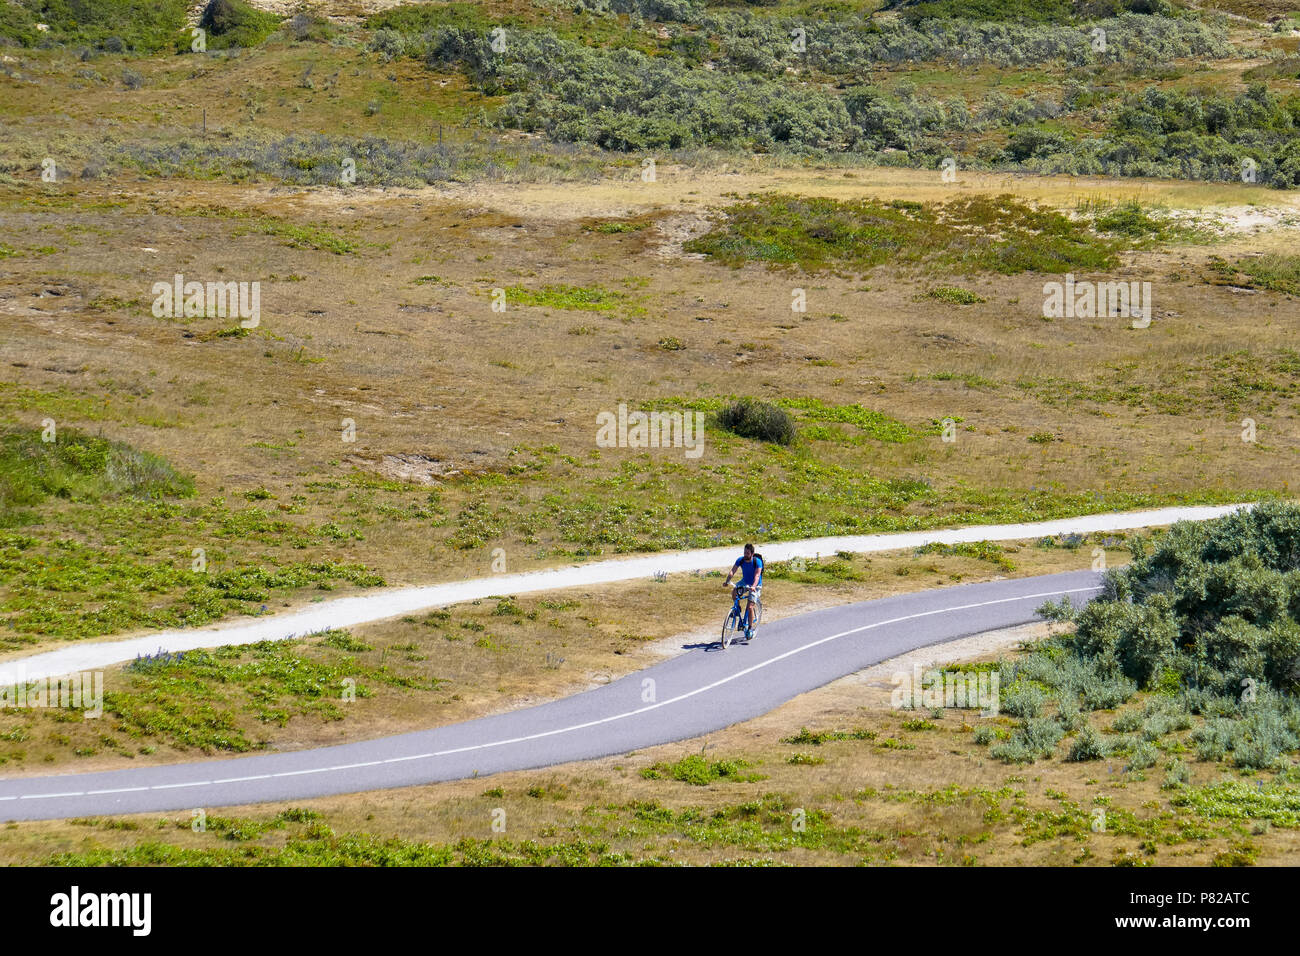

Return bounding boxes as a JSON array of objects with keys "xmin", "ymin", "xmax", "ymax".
[{"xmin": 651, "ymin": 212, "xmax": 714, "ymax": 260}]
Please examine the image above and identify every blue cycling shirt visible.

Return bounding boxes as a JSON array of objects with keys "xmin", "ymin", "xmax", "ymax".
[{"xmin": 733, "ymin": 555, "xmax": 763, "ymax": 587}]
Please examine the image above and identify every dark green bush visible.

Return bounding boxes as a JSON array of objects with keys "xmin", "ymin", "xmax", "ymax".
[
  {"xmin": 1001, "ymin": 504, "xmax": 1300, "ymax": 766},
  {"xmin": 200, "ymin": 0, "xmax": 280, "ymax": 49},
  {"xmin": 715, "ymin": 398, "xmax": 796, "ymax": 445},
  {"xmin": 1078, "ymin": 503, "xmax": 1300, "ymax": 696}
]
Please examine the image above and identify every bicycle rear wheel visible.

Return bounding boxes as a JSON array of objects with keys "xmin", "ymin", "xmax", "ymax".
[{"xmin": 721, "ymin": 609, "xmax": 739, "ymax": 649}]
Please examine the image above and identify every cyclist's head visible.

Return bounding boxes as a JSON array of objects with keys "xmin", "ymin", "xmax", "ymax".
[{"xmin": 743, "ymin": 543, "xmax": 755, "ymax": 558}]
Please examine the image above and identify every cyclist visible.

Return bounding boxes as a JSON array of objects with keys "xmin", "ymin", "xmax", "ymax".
[{"xmin": 722, "ymin": 543, "xmax": 764, "ymax": 640}]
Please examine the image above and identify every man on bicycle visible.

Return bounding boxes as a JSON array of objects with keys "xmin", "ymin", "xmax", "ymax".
[{"xmin": 722, "ymin": 543, "xmax": 764, "ymax": 640}]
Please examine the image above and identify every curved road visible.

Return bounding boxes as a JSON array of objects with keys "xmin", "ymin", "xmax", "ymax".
[{"xmin": 0, "ymin": 569, "xmax": 1103, "ymax": 822}]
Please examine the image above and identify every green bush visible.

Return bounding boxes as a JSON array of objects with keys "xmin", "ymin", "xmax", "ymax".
[
  {"xmin": 1163, "ymin": 758, "xmax": 1191, "ymax": 788},
  {"xmin": 998, "ymin": 503, "xmax": 1300, "ymax": 767},
  {"xmin": 0, "ymin": 428, "xmax": 194, "ymax": 522},
  {"xmin": 200, "ymin": 0, "xmax": 280, "ymax": 49},
  {"xmin": 1001, "ymin": 683, "xmax": 1045, "ymax": 719},
  {"xmin": 990, "ymin": 717, "xmax": 1063, "ymax": 763},
  {"xmin": 1078, "ymin": 503, "xmax": 1300, "ymax": 696},
  {"xmin": 716, "ymin": 398, "xmax": 796, "ymax": 445},
  {"xmin": 1126, "ymin": 740, "xmax": 1159, "ymax": 770},
  {"xmin": 1056, "ymin": 693, "xmax": 1086, "ymax": 732},
  {"xmin": 1110, "ymin": 709, "xmax": 1143, "ymax": 733},
  {"xmin": 973, "ymin": 724, "xmax": 1002, "ymax": 745},
  {"xmin": 396, "ymin": 15, "xmax": 1234, "ymax": 169},
  {"xmin": 1066, "ymin": 724, "xmax": 1109, "ymax": 761}
]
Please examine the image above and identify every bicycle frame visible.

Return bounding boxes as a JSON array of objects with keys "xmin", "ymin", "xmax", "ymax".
[
  {"xmin": 731, "ymin": 587, "xmax": 760, "ymax": 627},
  {"xmin": 722, "ymin": 585, "xmax": 762, "ymax": 648}
]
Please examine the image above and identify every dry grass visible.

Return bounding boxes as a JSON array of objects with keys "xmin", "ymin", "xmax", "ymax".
[{"xmin": 0, "ymin": 164, "xmax": 1292, "ymax": 653}]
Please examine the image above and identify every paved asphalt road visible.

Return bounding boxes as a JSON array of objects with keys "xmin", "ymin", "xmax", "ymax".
[{"xmin": 0, "ymin": 569, "xmax": 1104, "ymax": 821}]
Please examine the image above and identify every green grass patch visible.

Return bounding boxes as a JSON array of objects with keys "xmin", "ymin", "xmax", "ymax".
[
  {"xmin": 1174, "ymin": 781, "xmax": 1300, "ymax": 828},
  {"xmin": 1207, "ymin": 254, "xmax": 1300, "ymax": 296},
  {"xmin": 781, "ymin": 727, "xmax": 878, "ymax": 745},
  {"xmin": 248, "ymin": 219, "xmax": 357, "ymax": 256},
  {"xmin": 0, "ymin": 537, "xmax": 384, "ymax": 641},
  {"xmin": 42, "ymin": 831, "xmax": 624, "ymax": 866},
  {"xmin": 366, "ymin": 1, "xmax": 495, "ymax": 35},
  {"xmin": 786, "ymin": 752, "xmax": 825, "ymax": 765},
  {"xmin": 640, "ymin": 754, "xmax": 765, "ymax": 785},
  {"xmin": 921, "ymin": 286, "xmax": 986, "ymax": 305},
  {"xmin": 1090, "ymin": 200, "xmax": 1188, "ymax": 241},
  {"xmin": 101, "ymin": 633, "xmax": 432, "ymax": 752},
  {"xmin": 764, "ymin": 558, "xmax": 865, "ymax": 584},
  {"xmin": 779, "ymin": 397, "xmax": 918, "ymax": 443},
  {"xmin": 915, "ymin": 540, "xmax": 1016, "ymax": 571},
  {"xmin": 504, "ymin": 283, "xmax": 630, "ymax": 313},
  {"xmin": 643, "ymin": 395, "xmax": 919, "ymax": 444},
  {"xmin": 0, "ymin": 0, "xmax": 189, "ymax": 52},
  {"xmin": 685, "ymin": 194, "xmax": 1120, "ymax": 276},
  {"xmin": 890, "ymin": 0, "xmax": 1073, "ymax": 23}
]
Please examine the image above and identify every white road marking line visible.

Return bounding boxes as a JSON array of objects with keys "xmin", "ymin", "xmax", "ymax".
[
  {"xmin": 6, "ymin": 583, "xmax": 1101, "ymax": 803},
  {"xmin": 20, "ymin": 792, "xmax": 84, "ymax": 800},
  {"xmin": 86, "ymin": 787, "xmax": 149, "ymax": 795},
  {"xmin": 150, "ymin": 781, "xmax": 211, "ymax": 790}
]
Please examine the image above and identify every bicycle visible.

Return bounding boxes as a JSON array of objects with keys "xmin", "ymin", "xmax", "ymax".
[{"xmin": 720, "ymin": 584, "xmax": 763, "ymax": 649}]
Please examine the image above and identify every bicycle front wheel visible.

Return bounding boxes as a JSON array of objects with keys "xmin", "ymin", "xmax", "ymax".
[{"xmin": 721, "ymin": 609, "xmax": 739, "ymax": 649}]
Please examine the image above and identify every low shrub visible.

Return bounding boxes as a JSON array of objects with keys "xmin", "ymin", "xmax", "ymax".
[{"xmin": 715, "ymin": 398, "xmax": 796, "ymax": 445}]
